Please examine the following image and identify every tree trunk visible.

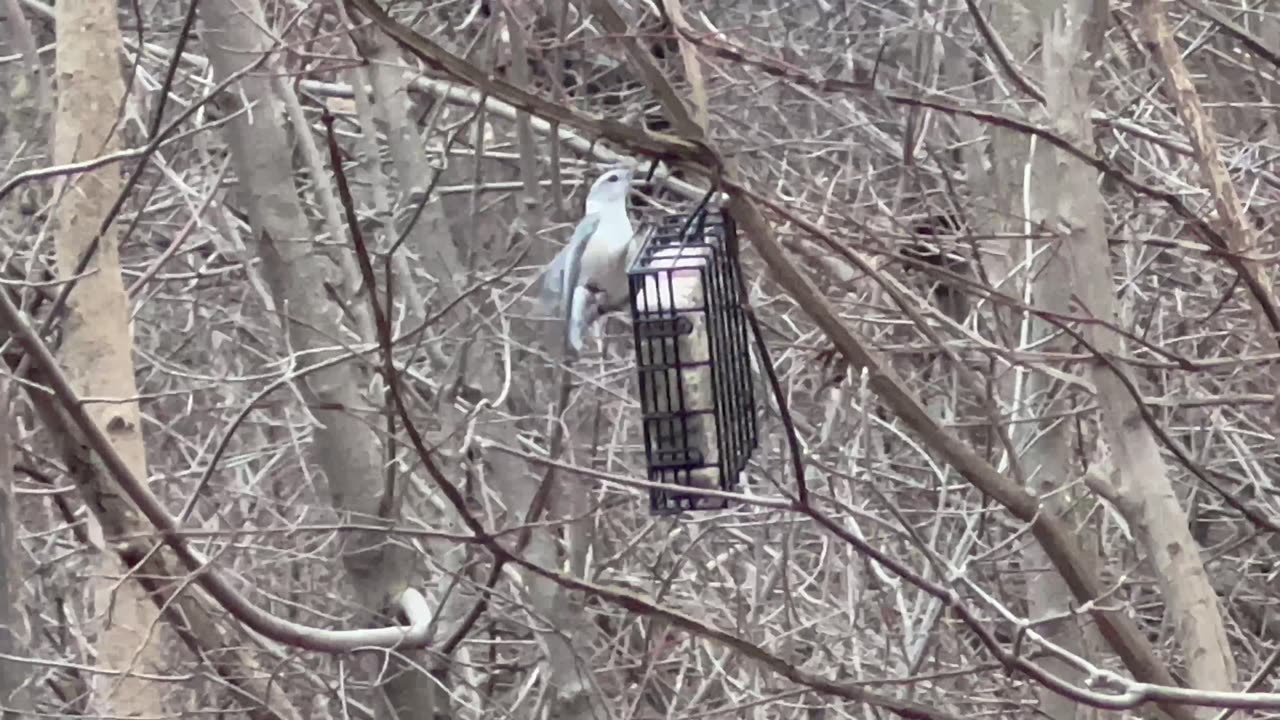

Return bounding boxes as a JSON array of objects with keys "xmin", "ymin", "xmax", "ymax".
[
  {"xmin": 3, "ymin": 4, "xmax": 305, "ymax": 718},
  {"xmin": 199, "ymin": 0, "xmax": 443, "ymax": 716},
  {"xmin": 1032, "ymin": 0, "xmax": 1237, "ymax": 699},
  {"xmin": 0, "ymin": 382, "xmax": 24, "ymax": 720},
  {"xmin": 51, "ymin": 1, "xmax": 169, "ymax": 715},
  {"xmin": 948, "ymin": 5, "xmax": 1102, "ymax": 718},
  {"xmin": 0, "ymin": 2, "xmax": 44, "ymax": 711}
]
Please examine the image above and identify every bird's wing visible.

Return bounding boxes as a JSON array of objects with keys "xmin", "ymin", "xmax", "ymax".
[{"xmin": 539, "ymin": 213, "xmax": 600, "ymax": 311}]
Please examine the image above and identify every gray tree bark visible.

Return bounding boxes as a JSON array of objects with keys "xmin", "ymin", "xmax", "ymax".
[
  {"xmin": 200, "ymin": 0, "xmax": 443, "ymax": 716},
  {"xmin": 0, "ymin": 382, "xmax": 25, "ymax": 720},
  {"xmin": 0, "ymin": 2, "xmax": 41, "ymax": 710},
  {"xmin": 967, "ymin": 4, "xmax": 1102, "ymax": 718},
  {"xmin": 950, "ymin": 5, "xmax": 1100, "ymax": 716},
  {"xmin": 1032, "ymin": 0, "xmax": 1237, "ymax": 700}
]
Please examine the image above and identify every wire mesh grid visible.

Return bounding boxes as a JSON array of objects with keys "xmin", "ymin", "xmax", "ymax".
[{"xmin": 627, "ymin": 207, "xmax": 758, "ymax": 514}]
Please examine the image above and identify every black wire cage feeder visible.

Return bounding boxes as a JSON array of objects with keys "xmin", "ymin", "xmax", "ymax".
[{"xmin": 627, "ymin": 206, "xmax": 759, "ymax": 514}]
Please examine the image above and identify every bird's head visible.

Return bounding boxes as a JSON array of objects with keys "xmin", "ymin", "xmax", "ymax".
[{"xmin": 584, "ymin": 166, "xmax": 634, "ymax": 212}]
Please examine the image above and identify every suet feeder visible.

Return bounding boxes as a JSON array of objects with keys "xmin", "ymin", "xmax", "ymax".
[{"xmin": 627, "ymin": 207, "xmax": 758, "ymax": 514}]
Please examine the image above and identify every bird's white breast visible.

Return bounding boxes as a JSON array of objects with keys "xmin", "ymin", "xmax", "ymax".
[{"xmin": 579, "ymin": 207, "xmax": 634, "ymax": 285}]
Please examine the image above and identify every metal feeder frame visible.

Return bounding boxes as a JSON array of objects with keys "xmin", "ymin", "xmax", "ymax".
[{"xmin": 627, "ymin": 206, "xmax": 759, "ymax": 514}]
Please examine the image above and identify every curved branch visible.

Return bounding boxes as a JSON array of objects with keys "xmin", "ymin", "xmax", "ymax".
[{"xmin": 0, "ymin": 288, "xmax": 434, "ymax": 654}]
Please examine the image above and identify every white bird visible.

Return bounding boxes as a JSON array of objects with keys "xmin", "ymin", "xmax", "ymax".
[{"xmin": 538, "ymin": 166, "xmax": 637, "ymax": 352}]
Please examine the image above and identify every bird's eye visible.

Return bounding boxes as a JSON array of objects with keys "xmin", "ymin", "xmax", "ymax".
[{"xmin": 606, "ymin": 174, "xmax": 619, "ymax": 183}]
